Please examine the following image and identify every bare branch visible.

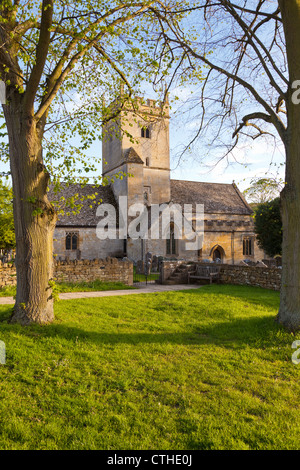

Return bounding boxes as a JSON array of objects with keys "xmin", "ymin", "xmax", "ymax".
[
  {"xmin": 232, "ymin": 111, "xmax": 272, "ymax": 138},
  {"xmin": 24, "ymin": 0, "xmax": 53, "ymax": 115}
]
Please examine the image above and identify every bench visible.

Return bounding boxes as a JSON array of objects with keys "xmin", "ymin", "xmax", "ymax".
[{"xmin": 188, "ymin": 265, "xmax": 220, "ymax": 284}]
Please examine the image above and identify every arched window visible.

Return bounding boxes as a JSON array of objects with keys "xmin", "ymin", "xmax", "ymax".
[
  {"xmin": 141, "ymin": 126, "xmax": 151, "ymax": 138},
  {"xmin": 66, "ymin": 232, "xmax": 79, "ymax": 251}
]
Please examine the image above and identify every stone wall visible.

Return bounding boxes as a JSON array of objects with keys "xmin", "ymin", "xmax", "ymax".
[
  {"xmin": 201, "ymin": 214, "xmax": 266, "ymax": 264},
  {"xmin": 218, "ymin": 264, "xmax": 281, "ymax": 291},
  {"xmin": 160, "ymin": 261, "xmax": 281, "ymax": 291},
  {"xmin": 53, "ymin": 227, "xmax": 124, "ymax": 261},
  {"xmin": 55, "ymin": 258, "xmax": 133, "ymax": 286},
  {"xmin": 0, "ymin": 258, "xmax": 133, "ymax": 288},
  {"xmin": 0, "ymin": 262, "xmax": 16, "ymax": 287},
  {"xmin": 126, "ymin": 215, "xmax": 265, "ymax": 265}
]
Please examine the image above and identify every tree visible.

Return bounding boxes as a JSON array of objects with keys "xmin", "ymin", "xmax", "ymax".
[
  {"xmin": 0, "ymin": 0, "xmax": 174, "ymax": 325},
  {"xmin": 243, "ymin": 177, "xmax": 283, "ymax": 205},
  {"xmin": 150, "ymin": 0, "xmax": 300, "ymax": 331},
  {"xmin": 0, "ymin": 180, "xmax": 15, "ymax": 251},
  {"xmin": 254, "ymin": 197, "xmax": 282, "ymax": 258}
]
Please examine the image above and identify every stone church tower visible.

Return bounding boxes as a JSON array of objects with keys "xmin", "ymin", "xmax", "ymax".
[
  {"xmin": 102, "ymin": 97, "xmax": 171, "ymax": 208},
  {"xmin": 102, "ymin": 97, "xmax": 171, "ymax": 260}
]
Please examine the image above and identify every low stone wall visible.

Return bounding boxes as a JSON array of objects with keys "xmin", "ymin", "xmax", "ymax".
[
  {"xmin": 0, "ymin": 258, "xmax": 133, "ymax": 288},
  {"xmin": 55, "ymin": 258, "xmax": 133, "ymax": 286},
  {"xmin": 160, "ymin": 261, "xmax": 281, "ymax": 291},
  {"xmin": 218, "ymin": 264, "xmax": 281, "ymax": 291},
  {"xmin": 0, "ymin": 262, "xmax": 17, "ymax": 287}
]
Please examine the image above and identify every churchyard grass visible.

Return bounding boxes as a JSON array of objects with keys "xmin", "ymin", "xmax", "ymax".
[
  {"xmin": 0, "ymin": 284, "xmax": 300, "ymax": 450},
  {"xmin": 0, "ymin": 279, "xmax": 135, "ymax": 297},
  {"xmin": 133, "ymin": 266, "xmax": 159, "ymax": 282}
]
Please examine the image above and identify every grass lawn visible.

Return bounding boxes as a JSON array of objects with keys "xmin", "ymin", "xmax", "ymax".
[
  {"xmin": 0, "ymin": 279, "xmax": 135, "ymax": 297},
  {"xmin": 0, "ymin": 284, "xmax": 300, "ymax": 450}
]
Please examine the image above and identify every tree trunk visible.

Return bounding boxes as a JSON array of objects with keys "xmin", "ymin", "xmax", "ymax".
[
  {"xmin": 277, "ymin": 0, "xmax": 300, "ymax": 330},
  {"xmin": 278, "ymin": 143, "xmax": 300, "ymax": 331},
  {"xmin": 4, "ymin": 98, "xmax": 57, "ymax": 325}
]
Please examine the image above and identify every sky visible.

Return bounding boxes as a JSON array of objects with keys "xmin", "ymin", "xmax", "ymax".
[
  {"xmin": 79, "ymin": 99, "xmax": 285, "ymax": 195},
  {"xmin": 163, "ymin": 80, "xmax": 286, "ymax": 194},
  {"xmin": 169, "ymin": 127, "xmax": 285, "ymax": 192},
  {"xmin": 0, "ymin": 1, "xmax": 286, "ymax": 197},
  {"xmin": 0, "ymin": 90, "xmax": 285, "ymax": 196},
  {"xmin": 0, "ymin": 65, "xmax": 286, "ymax": 198}
]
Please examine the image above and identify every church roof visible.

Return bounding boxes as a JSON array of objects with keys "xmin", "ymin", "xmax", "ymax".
[
  {"xmin": 48, "ymin": 183, "xmax": 117, "ymax": 227},
  {"xmin": 123, "ymin": 147, "xmax": 144, "ymax": 164},
  {"xmin": 170, "ymin": 180, "xmax": 253, "ymax": 215},
  {"xmin": 51, "ymin": 178, "xmax": 252, "ymax": 228}
]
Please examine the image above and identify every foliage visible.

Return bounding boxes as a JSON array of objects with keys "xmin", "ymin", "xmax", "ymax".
[
  {"xmin": 0, "ymin": 0, "xmax": 176, "ymax": 187},
  {"xmin": 254, "ymin": 197, "xmax": 282, "ymax": 257},
  {"xmin": 1, "ymin": 285, "xmax": 300, "ymax": 449},
  {"xmin": 0, "ymin": 180, "xmax": 15, "ymax": 250},
  {"xmin": 243, "ymin": 177, "xmax": 283, "ymax": 204}
]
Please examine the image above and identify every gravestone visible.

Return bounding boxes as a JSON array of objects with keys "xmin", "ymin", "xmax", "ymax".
[
  {"xmin": 136, "ymin": 260, "xmax": 144, "ymax": 274},
  {"xmin": 158, "ymin": 256, "xmax": 164, "ymax": 272},
  {"xmin": 152, "ymin": 255, "xmax": 158, "ymax": 272}
]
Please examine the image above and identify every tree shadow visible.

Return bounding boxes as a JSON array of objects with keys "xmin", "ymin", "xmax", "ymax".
[
  {"xmin": 0, "ymin": 285, "xmax": 282, "ymax": 351},
  {"xmin": 38, "ymin": 314, "xmax": 281, "ymax": 351}
]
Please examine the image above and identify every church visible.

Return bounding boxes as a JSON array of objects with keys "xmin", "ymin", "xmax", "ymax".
[{"xmin": 51, "ymin": 96, "xmax": 265, "ymax": 265}]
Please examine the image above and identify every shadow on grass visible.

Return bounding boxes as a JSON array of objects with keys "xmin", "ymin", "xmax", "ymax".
[
  {"xmin": 0, "ymin": 285, "xmax": 283, "ymax": 350},
  {"xmin": 17, "ymin": 314, "xmax": 280, "ymax": 351}
]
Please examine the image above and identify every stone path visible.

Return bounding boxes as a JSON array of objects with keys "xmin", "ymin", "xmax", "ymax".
[{"xmin": 0, "ymin": 284, "xmax": 201, "ymax": 305}]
